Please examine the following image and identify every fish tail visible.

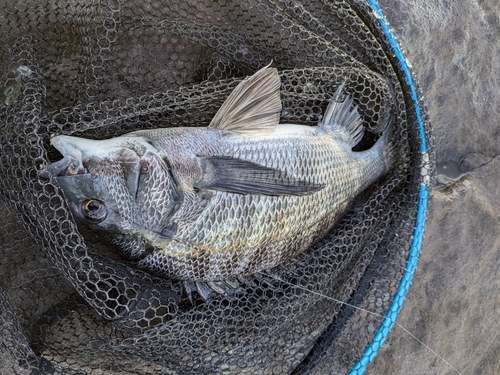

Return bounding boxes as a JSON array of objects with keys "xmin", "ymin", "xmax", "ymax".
[
  {"xmin": 319, "ymin": 84, "xmax": 364, "ymax": 148},
  {"xmin": 373, "ymin": 115, "xmax": 395, "ymax": 174}
]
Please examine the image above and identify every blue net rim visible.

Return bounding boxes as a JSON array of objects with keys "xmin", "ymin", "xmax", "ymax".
[{"xmin": 349, "ymin": 1, "xmax": 430, "ymax": 374}]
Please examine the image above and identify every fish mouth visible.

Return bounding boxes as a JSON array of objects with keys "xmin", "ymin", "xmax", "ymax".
[
  {"xmin": 41, "ymin": 135, "xmax": 91, "ymax": 178},
  {"xmin": 45, "ymin": 155, "xmax": 87, "ymax": 177}
]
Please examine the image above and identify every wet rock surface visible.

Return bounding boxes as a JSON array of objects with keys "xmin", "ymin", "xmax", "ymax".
[{"xmin": 370, "ymin": 1, "xmax": 500, "ymax": 374}]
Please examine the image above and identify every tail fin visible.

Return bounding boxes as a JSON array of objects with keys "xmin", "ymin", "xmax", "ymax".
[
  {"xmin": 319, "ymin": 85, "xmax": 364, "ymax": 148},
  {"xmin": 374, "ymin": 115, "xmax": 395, "ymax": 174}
]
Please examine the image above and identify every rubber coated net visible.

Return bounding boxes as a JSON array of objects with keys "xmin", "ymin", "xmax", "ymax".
[{"xmin": 0, "ymin": 1, "xmax": 433, "ymax": 374}]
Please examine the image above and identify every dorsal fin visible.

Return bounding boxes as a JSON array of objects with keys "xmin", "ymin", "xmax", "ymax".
[
  {"xmin": 320, "ymin": 84, "xmax": 364, "ymax": 147},
  {"xmin": 208, "ymin": 66, "xmax": 282, "ymax": 135}
]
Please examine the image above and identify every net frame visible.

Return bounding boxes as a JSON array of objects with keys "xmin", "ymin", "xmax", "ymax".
[
  {"xmin": 348, "ymin": 1, "xmax": 431, "ymax": 373},
  {"xmin": 0, "ymin": 1, "xmax": 433, "ymax": 374}
]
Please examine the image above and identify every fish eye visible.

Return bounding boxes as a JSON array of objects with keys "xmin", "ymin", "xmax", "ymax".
[{"xmin": 81, "ymin": 199, "xmax": 107, "ymax": 222}]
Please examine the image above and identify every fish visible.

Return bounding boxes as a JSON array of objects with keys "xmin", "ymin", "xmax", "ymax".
[{"xmin": 45, "ymin": 66, "xmax": 394, "ymax": 289}]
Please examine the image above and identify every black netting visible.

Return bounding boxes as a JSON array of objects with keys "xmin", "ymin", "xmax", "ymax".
[{"xmin": 0, "ymin": 1, "xmax": 433, "ymax": 374}]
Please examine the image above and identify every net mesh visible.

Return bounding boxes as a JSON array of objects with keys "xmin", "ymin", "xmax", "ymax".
[{"xmin": 0, "ymin": 1, "xmax": 433, "ymax": 374}]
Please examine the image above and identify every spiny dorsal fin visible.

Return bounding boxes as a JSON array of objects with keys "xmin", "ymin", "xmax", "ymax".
[
  {"xmin": 320, "ymin": 84, "xmax": 364, "ymax": 147},
  {"xmin": 208, "ymin": 66, "xmax": 282, "ymax": 135}
]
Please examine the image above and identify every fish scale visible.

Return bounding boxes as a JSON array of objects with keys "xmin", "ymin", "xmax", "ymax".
[{"xmin": 47, "ymin": 67, "xmax": 393, "ymax": 282}]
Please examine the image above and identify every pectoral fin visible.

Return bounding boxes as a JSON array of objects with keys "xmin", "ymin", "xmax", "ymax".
[{"xmin": 194, "ymin": 156, "xmax": 323, "ymax": 196}]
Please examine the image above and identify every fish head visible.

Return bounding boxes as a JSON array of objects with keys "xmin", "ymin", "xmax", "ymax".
[{"xmin": 46, "ymin": 135, "xmax": 180, "ymax": 257}]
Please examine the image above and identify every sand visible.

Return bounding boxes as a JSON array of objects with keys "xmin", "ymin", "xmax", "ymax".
[{"xmin": 368, "ymin": 1, "xmax": 500, "ymax": 374}]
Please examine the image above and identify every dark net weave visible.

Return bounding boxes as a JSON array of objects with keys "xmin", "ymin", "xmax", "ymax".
[{"xmin": 0, "ymin": 1, "xmax": 433, "ymax": 374}]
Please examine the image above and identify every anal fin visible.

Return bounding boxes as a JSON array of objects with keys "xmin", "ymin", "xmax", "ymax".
[{"xmin": 320, "ymin": 84, "xmax": 364, "ymax": 148}]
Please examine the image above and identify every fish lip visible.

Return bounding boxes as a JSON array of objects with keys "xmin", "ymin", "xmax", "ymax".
[
  {"xmin": 50, "ymin": 135, "xmax": 83, "ymax": 160},
  {"xmin": 43, "ymin": 155, "xmax": 87, "ymax": 177},
  {"xmin": 41, "ymin": 135, "xmax": 89, "ymax": 178}
]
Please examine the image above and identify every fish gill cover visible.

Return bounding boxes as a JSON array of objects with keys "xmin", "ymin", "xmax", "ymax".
[{"xmin": 0, "ymin": 1, "xmax": 433, "ymax": 374}]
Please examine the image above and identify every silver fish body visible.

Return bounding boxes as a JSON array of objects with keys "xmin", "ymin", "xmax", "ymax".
[{"xmin": 47, "ymin": 67, "xmax": 393, "ymax": 282}]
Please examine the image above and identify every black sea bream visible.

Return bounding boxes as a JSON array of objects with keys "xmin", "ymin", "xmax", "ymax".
[{"xmin": 47, "ymin": 67, "xmax": 393, "ymax": 284}]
